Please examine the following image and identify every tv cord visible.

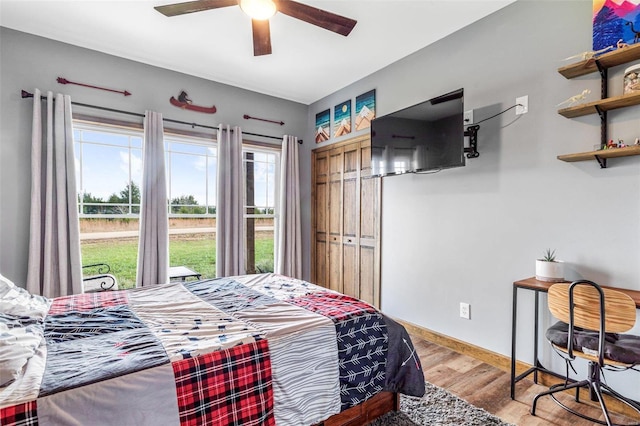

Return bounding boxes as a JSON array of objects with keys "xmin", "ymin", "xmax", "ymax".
[{"xmin": 470, "ymin": 104, "xmax": 522, "ymax": 125}]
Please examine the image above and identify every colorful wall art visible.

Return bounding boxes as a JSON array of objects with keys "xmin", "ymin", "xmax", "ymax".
[
  {"xmin": 593, "ymin": 0, "xmax": 640, "ymax": 51},
  {"xmin": 315, "ymin": 109, "xmax": 330, "ymax": 143},
  {"xmin": 333, "ymin": 100, "xmax": 351, "ymax": 138},
  {"xmin": 355, "ymin": 90, "xmax": 376, "ymax": 131}
]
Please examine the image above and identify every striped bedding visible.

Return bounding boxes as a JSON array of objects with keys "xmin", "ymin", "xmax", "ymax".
[{"xmin": 1, "ymin": 273, "xmax": 424, "ymax": 426}]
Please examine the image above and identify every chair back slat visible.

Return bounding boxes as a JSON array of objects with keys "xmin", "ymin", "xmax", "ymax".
[{"xmin": 548, "ymin": 283, "xmax": 636, "ymax": 333}]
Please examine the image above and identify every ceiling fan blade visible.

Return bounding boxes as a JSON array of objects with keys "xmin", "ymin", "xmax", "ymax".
[
  {"xmin": 276, "ymin": 0, "xmax": 356, "ymax": 36},
  {"xmin": 252, "ymin": 19, "xmax": 272, "ymax": 56},
  {"xmin": 154, "ymin": 0, "xmax": 237, "ymax": 17}
]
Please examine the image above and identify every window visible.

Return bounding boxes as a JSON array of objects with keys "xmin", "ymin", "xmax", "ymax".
[
  {"xmin": 166, "ymin": 135, "xmax": 217, "ymax": 217},
  {"xmin": 244, "ymin": 148, "xmax": 279, "ymax": 273},
  {"xmin": 74, "ymin": 123, "xmax": 142, "ymax": 216},
  {"xmin": 74, "ymin": 123, "xmax": 143, "ymax": 289},
  {"xmin": 74, "ymin": 120, "xmax": 279, "ymax": 286},
  {"xmin": 164, "ymin": 134, "xmax": 218, "ymax": 280}
]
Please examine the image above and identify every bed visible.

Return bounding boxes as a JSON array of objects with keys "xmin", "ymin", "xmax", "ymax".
[{"xmin": 1, "ymin": 273, "xmax": 425, "ymax": 425}]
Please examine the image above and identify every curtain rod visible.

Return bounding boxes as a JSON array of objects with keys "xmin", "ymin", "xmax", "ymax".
[{"xmin": 21, "ymin": 90, "xmax": 302, "ymax": 144}]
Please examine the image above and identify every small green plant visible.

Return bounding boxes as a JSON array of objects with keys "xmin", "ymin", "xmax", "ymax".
[
  {"xmin": 255, "ymin": 258, "xmax": 274, "ymax": 273},
  {"xmin": 541, "ymin": 248, "xmax": 557, "ymax": 262}
]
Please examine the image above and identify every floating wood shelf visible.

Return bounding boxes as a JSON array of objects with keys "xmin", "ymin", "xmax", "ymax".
[
  {"xmin": 558, "ymin": 145, "xmax": 640, "ymax": 167},
  {"xmin": 558, "ymin": 91, "xmax": 640, "ymax": 118},
  {"xmin": 558, "ymin": 43, "xmax": 640, "ymax": 79},
  {"xmin": 557, "ymin": 43, "xmax": 640, "ymax": 168}
]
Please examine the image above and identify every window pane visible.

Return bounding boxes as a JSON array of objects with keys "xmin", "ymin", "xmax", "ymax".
[
  {"xmin": 169, "ymin": 152, "xmax": 207, "ymax": 212},
  {"xmin": 244, "ymin": 148, "xmax": 277, "ymax": 274},
  {"xmin": 75, "ymin": 123, "xmax": 143, "ymax": 290},
  {"xmin": 167, "ymin": 141, "xmax": 209, "ymax": 155},
  {"xmin": 166, "ymin": 140, "xmax": 216, "ymax": 216},
  {"xmin": 80, "ymin": 130, "xmax": 131, "ymax": 146},
  {"xmin": 77, "ymin": 144, "xmax": 142, "ymax": 215},
  {"xmin": 166, "ymin": 136, "xmax": 217, "ymax": 280}
]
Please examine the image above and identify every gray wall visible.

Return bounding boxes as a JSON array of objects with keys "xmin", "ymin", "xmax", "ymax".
[
  {"xmin": 0, "ymin": 27, "xmax": 307, "ymax": 285},
  {"xmin": 2, "ymin": 0, "xmax": 639, "ymax": 400},
  {"xmin": 306, "ymin": 1, "xmax": 640, "ymax": 398}
]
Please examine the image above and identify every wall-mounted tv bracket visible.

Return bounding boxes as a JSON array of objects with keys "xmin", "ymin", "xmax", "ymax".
[{"xmin": 464, "ymin": 125, "xmax": 480, "ymax": 158}]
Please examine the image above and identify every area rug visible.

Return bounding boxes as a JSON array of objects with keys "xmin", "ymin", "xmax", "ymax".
[{"xmin": 370, "ymin": 381, "xmax": 513, "ymax": 426}]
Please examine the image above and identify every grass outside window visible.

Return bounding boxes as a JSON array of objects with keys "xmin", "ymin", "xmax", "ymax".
[{"xmin": 82, "ymin": 234, "xmax": 274, "ymax": 289}]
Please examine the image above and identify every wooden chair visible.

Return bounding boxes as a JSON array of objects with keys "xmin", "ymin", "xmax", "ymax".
[
  {"xmin": 82, "ymin": 263, "xmax": 118, "ymax": 292},
  {"xmin": 531, "ymin": 280, "xmax": 640, "ymax": 426}
]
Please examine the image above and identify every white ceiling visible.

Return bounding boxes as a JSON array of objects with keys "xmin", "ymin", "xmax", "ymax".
[{"xmin": 0, "ymin": 0, "xmax": 515, "ymax": 105}]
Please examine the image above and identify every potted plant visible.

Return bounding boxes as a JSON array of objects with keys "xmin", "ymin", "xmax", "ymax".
[{"xmin": 535, "ymin": 249, "xmax": 565, "ymax": 282}]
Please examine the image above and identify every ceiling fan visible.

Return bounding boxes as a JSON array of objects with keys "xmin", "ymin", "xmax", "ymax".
[{"xmin": 154, "ymin": 0, "xmax": 357, "ymax": 56}]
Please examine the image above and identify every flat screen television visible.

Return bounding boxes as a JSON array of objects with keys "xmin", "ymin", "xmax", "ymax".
[{"xmin": 370, "ymin": 88, "xmax": 464, "ymax": 177}]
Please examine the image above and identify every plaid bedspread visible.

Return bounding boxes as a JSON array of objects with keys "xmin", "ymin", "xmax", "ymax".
[{"xmin": 1, "ymin": 273, "xmax": 424, "ymax": 426}]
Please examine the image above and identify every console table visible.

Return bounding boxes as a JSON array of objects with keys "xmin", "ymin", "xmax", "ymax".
[{"xmin": 510, "ymin": 277, "xmax": 640, "ymax": 399}]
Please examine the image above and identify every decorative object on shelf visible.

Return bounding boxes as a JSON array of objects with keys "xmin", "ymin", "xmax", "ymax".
[
  {"xmin": 627, "ymin": 21, "xmax": 640, "ymax": 44},
  {"xmin": 636, "ymin": 138, "xmax": 640, "ymax": 145},
  {"xmin": 535, "ymin": 249, "xmax": 565, "ymax": 283},
  {"xmin": 556, "ymin": 89, "xmax": 591, "ymax": 107},
  {"xmin": 169, "ymin": 91, "xmax": 217, "ymax": 114},
  {"xmin": 355, "ymin": 89, "xmax": 376, "ymax": 131},
  {"xmin": 243, "ymin": 114, "xmax": 284, "ymax": 125},
  {"xmin": 154, "ymin": 0, "xmax": 356, "ymax": 57},
  {"xmin": 624, "ymin": 63, "xmax": 640, "ymax": 94},
  {"xmin": 604, "ymin": 139, "xmax": 627, "ymax": 149},
  {"xmin": 56, "ymin": 76, "xmax": 131, "ymax": 96},
  {"xmin": 563, "ymin": 46, "xmax": 613, "ymax": 62},
  {"xmin": 333, "ymin": 100, "xmax": 351, "ymax": 138},
  {"xmin": 315, "ymin": 109, "xmax": 330, "ymax": 143},
  {"xmin": 593, "ymin": 0, "xmax": 640, "ymax": 51}
]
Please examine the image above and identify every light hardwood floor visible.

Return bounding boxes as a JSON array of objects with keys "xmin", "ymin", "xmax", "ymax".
[{"xmin": 413, "ymin": 336, "xmax": 636, "ymax": 426}]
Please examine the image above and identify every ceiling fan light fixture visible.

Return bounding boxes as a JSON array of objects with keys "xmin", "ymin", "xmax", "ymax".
[{"xmin": 239, "ymin": 0, "xmax": 276, "ymax": 20}]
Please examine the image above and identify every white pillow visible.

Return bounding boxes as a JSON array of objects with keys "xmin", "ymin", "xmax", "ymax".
[
  {"xmin": 0, "ymin": 273, "xmax": 51, "ymax": 320},
  {"xmin": 0, "ymin": 319, "xmax": 44, "ymax": 388}
]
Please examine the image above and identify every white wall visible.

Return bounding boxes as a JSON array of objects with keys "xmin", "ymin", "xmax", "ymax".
[
  {"xmin": 306, "ymin": 1, "xmax": 640, "ymax": 398},
  {"xmin": 0, "ymin": 27, "xmax": 307, "ymax": 285}
]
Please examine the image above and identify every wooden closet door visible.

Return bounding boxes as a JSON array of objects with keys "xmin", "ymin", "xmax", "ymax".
[
  {"xmin": 311, "ymin": 135, "xmax": 380, "ymax": 307},
  {"xmin": 311, "ymin": 150, "xmax": 329, "ymax": 288},
  {"xmin": 328, "ymin": 147, "xmax": 343, "ymax": 293},
  {"xmin": 358, "ymin": 143, "xmax": 381, "ymax": 307},
  {"xmin": 341, "ymin": 142, "xmax": 360, "ymax": 299}
]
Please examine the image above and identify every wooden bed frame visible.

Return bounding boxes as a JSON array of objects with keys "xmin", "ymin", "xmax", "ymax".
[{"xmin": 316, "ymin": 391, "xmax": 399, "ymax": 426}]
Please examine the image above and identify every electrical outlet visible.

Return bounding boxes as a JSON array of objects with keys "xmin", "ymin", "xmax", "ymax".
[
  {"xmin": 463, "ymin": 110, "xmax": 474, "ymax": 126},
  {"xmin": 516, "ymin": 95, "xmax": 528, "ymax": 115},
  {"xmin": 459, "ymin": 302, "xmax": 470, "ymax": 320}
]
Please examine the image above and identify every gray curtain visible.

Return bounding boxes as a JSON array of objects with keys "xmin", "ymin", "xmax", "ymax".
[
  {"xmin": 275, "ymin": 135, "xmax": 302, "ymax": 278},
  {"xmin": 136, "ymin": 111, "xmax": 169, "ymax": 287},
  {"xmin": 26, "ymin": 89, "xmax": 83, "ymax": 297},
  {"xmin": 216, "ymin": 124, "xmax": 245, "ymax": 277}
]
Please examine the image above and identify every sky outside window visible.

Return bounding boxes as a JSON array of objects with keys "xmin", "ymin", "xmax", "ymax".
[{"xmin": 75, "ymin": 125, "xmax": 277, "ymax": 216}]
